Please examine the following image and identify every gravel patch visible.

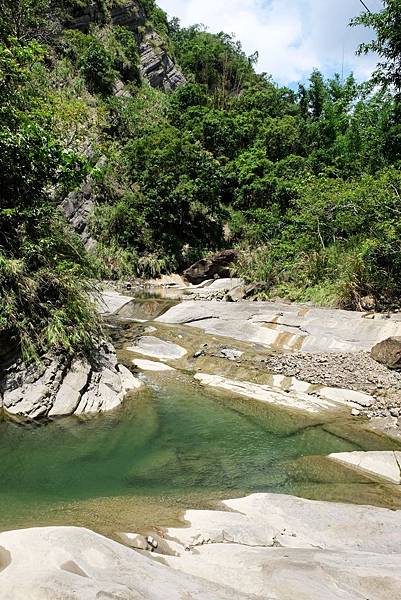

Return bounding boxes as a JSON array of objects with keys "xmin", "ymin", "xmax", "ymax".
[{"xmin": 260, "ymin": 352, "xmax": 401, "ymax": 420}]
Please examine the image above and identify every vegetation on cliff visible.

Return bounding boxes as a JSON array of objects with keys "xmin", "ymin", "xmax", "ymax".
[{"xmin": 1, "ymin": 0, "xmax": 401, "ymax": 358}]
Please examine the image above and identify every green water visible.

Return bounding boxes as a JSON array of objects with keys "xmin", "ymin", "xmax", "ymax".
[{"xmin": 1, "ymin": 373, "xmax": 400, "ymax": 535}]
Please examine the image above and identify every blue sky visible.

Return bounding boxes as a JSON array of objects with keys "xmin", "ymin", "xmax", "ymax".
[{"xmin": 157, "ymin": 0, "xmax": 383, "ymax": 86}]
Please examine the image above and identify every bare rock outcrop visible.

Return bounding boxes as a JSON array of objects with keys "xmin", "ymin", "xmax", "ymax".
[
  {"xmin": 0, "ymin": 341, "xmax": 142, "ymax": 420},
  {"xmin": 139, "ymin": 30, "xmax": 186, "ymax": 91},
  {"xmin": 67, "ymin": 1, "xmax": 185, "ymax": 92},
  {"xmin": 60, "ymin": 180, "xmax": 98, "ymax": 249}
]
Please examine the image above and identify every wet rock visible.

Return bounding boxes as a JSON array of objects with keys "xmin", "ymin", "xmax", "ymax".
[
  {"xmin": 329, "ymin": 451, "xmax": 401, "ymax": 484},
  {"xmin": 371, "ymin": 336, "xmax": 401, "ymax": 370}
]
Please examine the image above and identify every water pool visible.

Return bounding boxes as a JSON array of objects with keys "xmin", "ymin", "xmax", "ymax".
[{"xmin": 0, "ymin": 373, "xmax": 400, "ymax": 536}]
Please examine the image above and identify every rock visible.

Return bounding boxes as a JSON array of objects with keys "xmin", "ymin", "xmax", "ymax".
[
  {"xmin": 183, "ymin": 250, "xmax": 239, "ymax": 285},
  {"xmin": 1, "ymin": 342, "xmax": 143, "ymax": 421},
  {"xmin": 157, "ymin": 301, "xmax": 401, "ymax": 353},
  {"xmin": 351, "ymin": 408, "xmax": 360, "ymax": 416},
  {"xmin": 194, "ymin": 373, "xmax": 360, "ymax": 414},
  {"xmin": 67, "ymin": 2, "xmax": 185, "ymax": 93},
  {"xmin": 157, "ymin": 492, "xmax": 401, "ymax": 600},
  {"xmin": 0, "ymin": 526, "xmax": 240, "ymax": 599},
  {"xmin": 371, "ymin": 336, "xmax": 401, "ymax": 369},
  {"xmin": 139, "ymin": 31, "xmax": 186, "ymax": 91},
  {"xmin": 49, "ymin": 360, "xmax": 91, "ymax": 417},
  {"xmin": 219, "ymin": 348, "xmax": 244, "ymax": 361},
  {"xmin": 118, "ymin": 364, "xmax": 144, "ymax": 392},
  {"xmin": 117, "ymin": 532, "xmax": 149, "ymax": 550},
  {"xmin": 361, "ymin": 295, "xmax": 376, "ymax": 310},
  {"xmin": 127, "ymin": 336, "xmax": 187, "ymax": 360},
  {"xmin": 224, "ymin": 285, "xmax": 245, "ymax": 302},
  {"xmin": 60, "ymin": 180, "xmax": 98, "ymax": 250},
  {"xmin": 328, "ymin": 451, "xmax": 401, "ymax": 484},
  {"xmin": 95, "ymin": 291, "xmax": 135, "ymax": 316},
  {"xmin": 132, "ymin": 359, "xmax": 176, "ymax": 372}
]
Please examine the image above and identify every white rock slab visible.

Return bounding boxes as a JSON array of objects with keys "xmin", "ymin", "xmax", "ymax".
[
  {"xmin": 0, "ymin": 526, "xmax": 243, "ymax": 600},
  {"xmin": 207, "ymin": 278, "xmax": 244, "ymax": 290},
  {"xmin": 167, "ymin": 492, "xmax": 401, "ymax": 554},
  {"xmin": 194, "ymin": 373, "xmax": 360, "ymax": 414},
  {"xmin": 127, "ymin": 336, "xmax": 187, "ymax": 360},
  {"xmin": 136, "ymin": 492, "xmax": 401, "ymax": 600},
  {"xmin": 133, "ymin": 359, "xmax": 176, "ymax": 372},
  {"xmin": 118, "ymin": 364, "xmax": 144, "ymax": 393},
  {"xmin": 157, "ymin": 301, "xmax": 401, "ymax": 352},
  {"xmin": 328, "ymin": 451, "xmax": 401, "ymax": 484},
  {"xmin": 163, "ymin": 543, "xmax": 401, "ymax": 600},
  {"xmin": 94, "ymin": 291, "xmax": 134, "ymax": 316}
]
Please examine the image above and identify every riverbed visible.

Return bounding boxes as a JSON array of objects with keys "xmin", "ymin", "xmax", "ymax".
[{"xmin": 1, "ymin": 365, "xmax": 401, "ymax": 537}]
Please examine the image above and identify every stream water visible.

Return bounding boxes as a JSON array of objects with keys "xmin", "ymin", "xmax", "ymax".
[{"xmin": 1, "ymin": 365, "xmax": 401, "ymax": 536}]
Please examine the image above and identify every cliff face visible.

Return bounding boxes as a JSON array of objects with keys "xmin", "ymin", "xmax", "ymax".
[{"xmin": 67, "ymin": 1, "xmax": 185, "ymax": 92}]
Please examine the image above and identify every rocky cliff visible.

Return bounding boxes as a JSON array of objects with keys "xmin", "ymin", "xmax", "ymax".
[{"xmin": 67, "ymin": 1, "xmax": 185, "ymax": 92}]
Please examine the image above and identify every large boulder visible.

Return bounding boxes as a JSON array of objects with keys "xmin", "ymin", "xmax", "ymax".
[
  {"xmin": 183, "ymin": 250, "xmax": 239, "ymax": 285},
  {"xmin": 0, "ymin": 342, "xmax": 143, "ymax": 420},
  {"xmin": 371, "ymin": 336, "xmax": 401, "ymax": 369}
]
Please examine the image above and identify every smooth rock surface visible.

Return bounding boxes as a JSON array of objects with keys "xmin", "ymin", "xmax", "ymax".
[
  {"xmin": 158, "ymin": 493, "xmax": 401, "ymax": 599},
  {"xmin": 329, "ymin": 451, "xmax": 401, "ymax": 484},
  {"xmin": 194, "ymin": 373, "xmax": 373, "ymax": 414},
  {"xmin": 127, "ymin": 336, "xmax": 187, "ymax": 360},
  {"xmin": 158, "ymin": 301, "xmax": 401, "ymax": 352},
  {"xmin": 95, "ymin": 291, "xmax": 135, "ymax": 316},
  {"xmin": 132, "ymin": 358, "xmax": 176, "ymax": 372},
  {"xmin": 0, "ymin": 527, "xmax": 243, "ymax": 600}
]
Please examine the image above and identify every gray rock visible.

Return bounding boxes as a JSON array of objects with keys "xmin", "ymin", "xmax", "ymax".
[
  {"xmin": 67, "ymin": 3, "xmax": 185, "ymax": 93},
  {"xmin": 139, "ymin": 31, "xmax": 186, "ymax": 91},
  {"xmin": 371, "ymin": 336, "xmax": 401, "ymax": 369},
  {"xmin": 219, "ymin": 347, "xmax": 244, "ymax": 361},
  {"xmin": 158, "ymin": 300, "xmax": 401, "ymax": 353},
  {"xmin": 1, "ymin": 342, "xmax": 143, "ymax": 421},
  {"xmin": 183, "ymin": 250, "xmax": 239, "ymax": 285},
  {"xmin": 49, "ymin": 360, "xmax": 91, "ymax": 417},
  {"xmin": 328, "ymin": 451, "xmax": 401, "ymax": 484},
  {"xmin": 60, "ymin": 180, "xmax": 97, "ymax": 249}
]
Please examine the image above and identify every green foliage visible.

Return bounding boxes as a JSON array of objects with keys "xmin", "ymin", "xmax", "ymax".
[
  {"xmin": 170, "ymin": 24, "xmax": 258, "ymax": 103},
  {"xmin": 3, "ymin": 0, "xmax": 401, "ymax": 367},
  {"xmin": 0, "ymin": 36, "xmax": 100, "ymax": 360},
  {"xmin": 352, "ymin": 0, "xmax": 401, "ymax": 95}
]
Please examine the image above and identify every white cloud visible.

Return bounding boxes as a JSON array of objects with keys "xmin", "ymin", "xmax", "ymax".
[{"xmin": 157, "ymin": 0, "xmax": 383, "ymax": 85}]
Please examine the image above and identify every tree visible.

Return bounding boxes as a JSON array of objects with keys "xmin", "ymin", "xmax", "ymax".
[{"xmin": 352, "ymin": 0, "xmax": 401, "ymax": 96}]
